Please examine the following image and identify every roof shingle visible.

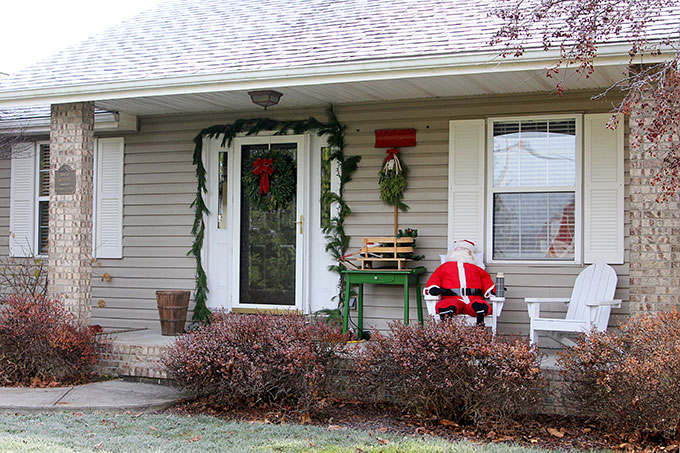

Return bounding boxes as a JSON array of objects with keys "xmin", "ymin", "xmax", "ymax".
[{"xmin": 0, "ymin": 0, "xmax": 678, "ymax": 94}]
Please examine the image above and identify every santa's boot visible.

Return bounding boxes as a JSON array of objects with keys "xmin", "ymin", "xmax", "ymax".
[
  {"xmin": 437, "ymin": 304, "xmax": 457, "ymax": 321},
  {"xmin": 471, "ymin": 302, "xmax": 488, "ymax": 326}
]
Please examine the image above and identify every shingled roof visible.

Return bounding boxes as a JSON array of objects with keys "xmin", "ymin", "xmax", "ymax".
[{"xmin": 1, "ymin": 0, "xmax": 677, "ymax": 97}]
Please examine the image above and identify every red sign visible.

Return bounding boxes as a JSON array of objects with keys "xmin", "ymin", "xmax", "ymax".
[{"xmin": 374, "ymin": 129, "xmax": 416, "ymax": 148}]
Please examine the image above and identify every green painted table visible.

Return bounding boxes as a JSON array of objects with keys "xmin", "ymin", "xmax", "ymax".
[{"xmin": 342, "ymin": 266, "xmax": 427, "ymax": 339}]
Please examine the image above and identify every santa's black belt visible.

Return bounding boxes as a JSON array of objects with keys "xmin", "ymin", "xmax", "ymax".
[{"xmin": 440, "ymin": 288, "xmax": 483, "ymax": 297}]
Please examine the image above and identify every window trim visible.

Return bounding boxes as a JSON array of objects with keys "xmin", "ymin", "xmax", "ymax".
[
  {"xmin": 485, "ymin": 114, "xmax": 583, "ymax": 265},
  {"xmin": 34, "ymin": 141, "xmax": 50, "ymax": 257}
]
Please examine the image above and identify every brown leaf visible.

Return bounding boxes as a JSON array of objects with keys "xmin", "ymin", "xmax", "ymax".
[
  {"xmin": 188, "ymin": 436, "xmax": 200, "ymax": 443},
  {"xmin": 619, "ymin": 443, "xmax": 635, "ymax": 451},
  {"xmin": 440, "ymin": 419, "xmax": 459, "ymax": 428},
  {"xmin": 494, "ymin": 436, "xmax": 515, "ymax": 443},
  {"xmin": 547, "ymin": 428, "xmax": 565, "ymax": 438},
  {"xmin": 376, "ymin": 437, "xmax": 389, "ymax": 445},
  {"xmin": 299, "ymin": 414, "xmax": 311, "ymax": 424},
  {"xmin": 529, "ymin": 438, "xmax": 539, "ymax": 444},
  {"xmin": 377, "ymin": 427, "xmax": 388, "ymax": 433},
  {"xmin": 328, "ymin": 425, "xmax": 345, "ymax": 431},
  {"xmin": 93, "ymin": 441, "xmax": 103, "ymax": 450}
]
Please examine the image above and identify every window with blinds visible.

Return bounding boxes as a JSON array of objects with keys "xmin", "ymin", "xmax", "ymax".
[{"xmin": 491, "ymin": 118, "xmax": 578, "ymax": 261}]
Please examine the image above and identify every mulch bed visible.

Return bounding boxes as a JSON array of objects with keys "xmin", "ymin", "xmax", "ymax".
[{"xmin": 168, "ymin": 399, "xmax": 679, "ymax": 452}]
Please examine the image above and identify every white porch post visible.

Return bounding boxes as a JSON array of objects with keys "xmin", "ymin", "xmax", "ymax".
[{"xmin": 48, "ymin": 102, "xmax": 95, "ymax": 324}]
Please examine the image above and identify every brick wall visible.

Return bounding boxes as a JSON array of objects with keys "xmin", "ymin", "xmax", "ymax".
[
  {"xmin": 98, "ymin": 341, "xmax": 170, "ymax": 379},
  {"xmin": 628, "ymin": 113, "xmax": 680, "ymax": 314},
  {"xmin": 48, "ymin": 102, "xmax": 95, "ymax": 324}
]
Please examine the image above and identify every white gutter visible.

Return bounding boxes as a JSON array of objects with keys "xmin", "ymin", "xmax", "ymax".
[
  {"xmin": 0, "ymin": 111, "xmax": 138, "ymax": 133},
  {"xmin": 0, "ymin": 43, "xmax": 671, "ymax": 108}
]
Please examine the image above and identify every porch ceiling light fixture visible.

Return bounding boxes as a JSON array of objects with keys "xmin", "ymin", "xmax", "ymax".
[{"xmin": 248, "ymin": 90, "xmax": 283, "ymax": 110}]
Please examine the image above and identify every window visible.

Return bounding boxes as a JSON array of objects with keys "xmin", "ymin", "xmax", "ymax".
[
  {"xmin": 217, "ymin": 150, "xmax": 228, "ymax": 229},
  {"xmin": 10, "ymin": 138, "xmax": 124, "ymax": 259},
  {"xmin": 488, "ymin": 117, "xmax": 581, "ymax": 262},
  {"xmin": 37, "ymin": 143, "xmax": 50, "ymax": 255},
  {"xmin": 320, "ymin": 146, "xmax": 331, "ymax": 228}
]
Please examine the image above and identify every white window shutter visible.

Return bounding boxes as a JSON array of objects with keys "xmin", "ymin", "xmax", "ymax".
[
  {"xmin": 9, "ymin": 143, "xmax": 37, "ymax": 257},
  {"xmin": 584, "ymin": 113, "xmax": 624, "ymax": 264},
  {"xmin": 95, "ymin": 138, "xmax": 124, "ymax": 259},
  {"xmin": 448, "ymin": 120, "xmax": 485, "ymax": 252}
]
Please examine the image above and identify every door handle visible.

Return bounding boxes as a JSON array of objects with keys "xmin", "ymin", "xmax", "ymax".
[{"xmin": 297, "ymin": 215, "xmax": 303, "ymax": 234}]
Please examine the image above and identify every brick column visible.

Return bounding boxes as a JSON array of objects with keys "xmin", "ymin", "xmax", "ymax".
[
  {"xmin": 628, "ymin": 112, "xmax": 680, "ymax": 315},
  {"xmin": 48, "ymin": 102, "xmax": 95, "ymax": 324}
]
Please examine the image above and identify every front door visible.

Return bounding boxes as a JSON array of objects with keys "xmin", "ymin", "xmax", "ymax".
[
  {"xmin": 205, "ymin": 132, "xmax": 337, "ymax": 314},
  {"xmin": 233, "ymin": 138, "xmax": 304, "ymax": 309}
]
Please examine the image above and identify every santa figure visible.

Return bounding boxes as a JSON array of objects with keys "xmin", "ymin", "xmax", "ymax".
[{"xmin": 425, "ymin": 240, "xmax": 495, "ymax": 325}]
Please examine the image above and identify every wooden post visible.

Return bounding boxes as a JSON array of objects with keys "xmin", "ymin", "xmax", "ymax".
[{"xmin": 394, "ymin": 205, "xmax": 398, "ymax": 236}]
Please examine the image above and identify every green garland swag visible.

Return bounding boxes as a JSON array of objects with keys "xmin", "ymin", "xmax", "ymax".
[
  {"xmin": 242, "ymin": 150, "xmax": 296, "ymax": 212},
  {"xmin": 190, "ymin": 106, "xmax": 360, "ymax": 323}
]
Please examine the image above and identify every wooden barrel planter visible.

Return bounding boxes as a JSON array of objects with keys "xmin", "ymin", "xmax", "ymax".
[{"xmin": 155, "ymin": 290, "xmax": 190, "ymax": 336}]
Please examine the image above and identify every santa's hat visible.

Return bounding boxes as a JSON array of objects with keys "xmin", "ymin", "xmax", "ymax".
[{"xmin": 451, "ymin": 239, "xmax": 478, "ymax": 254}]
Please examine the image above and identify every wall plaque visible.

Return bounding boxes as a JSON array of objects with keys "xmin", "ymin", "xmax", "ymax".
[{"xmin": 55, "ymin": 165, "xmax": 76, "ymax": 195}]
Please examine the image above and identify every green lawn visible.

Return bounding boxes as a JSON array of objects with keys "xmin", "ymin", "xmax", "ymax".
[{"xmin": 0, "ymin": 412, "xmax": 573, "ymax": 452}]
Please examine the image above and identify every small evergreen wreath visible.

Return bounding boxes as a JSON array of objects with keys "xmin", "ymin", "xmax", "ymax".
[
  {"xmin": 242, "ymin": 149, "xmax": 296, "ymax": 212},
  {"xmin": 378, "ymin": 153, "xmax": 409, "ymax": 212}
]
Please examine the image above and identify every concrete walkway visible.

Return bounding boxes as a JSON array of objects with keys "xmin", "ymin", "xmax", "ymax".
[{"xmin": 0, "ymin": 379, "xmax": 185, "ymax": 413}]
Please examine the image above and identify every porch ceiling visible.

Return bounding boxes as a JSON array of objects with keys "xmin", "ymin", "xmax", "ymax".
[{"xmin": 94, "ymin": 65, "xmax": 628, "ymax": 116}]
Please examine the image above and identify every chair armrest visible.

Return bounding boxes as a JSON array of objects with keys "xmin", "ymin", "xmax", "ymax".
[
  {"xmin": 585, "ymin": 299, "xmax": 622, "ymax": 308},
  {"xmin": 488, "ymin": 296, "xmax": 505, "ymax": 318},
  {"xmin": 525, "ymin": 298, "xmax": 571, "ymax": 304},
  {"xmin": 526, "ymin": 298, "xmax": 570, "ymax": 320}
]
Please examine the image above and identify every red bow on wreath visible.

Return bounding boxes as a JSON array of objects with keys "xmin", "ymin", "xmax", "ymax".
[
  {"xmin": 385, "ymin": 148, "xmax": 399, "ymax": 161},
  {"xmin": 252, "ymin": 158, "xmax": 274, "ymax": 194}
]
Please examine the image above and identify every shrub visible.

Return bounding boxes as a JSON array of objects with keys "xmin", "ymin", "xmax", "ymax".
[
  {"xmin": 559, "ymin": 310, "xmax": 680, "ymax": 438},
  {"xmin": 0, "ymin": 256, "xmax": 47, "ymax": 303},
  {"xmin": 163, "ymin": 312, "xmax": 347, "ymax": 413},
  {"xmin": 353, "ymin": 320, "xmax": 544, "ymax": 424},
  {"xmin": 0, "ymin": 295, "xmax": 102, "ymax": 386}
]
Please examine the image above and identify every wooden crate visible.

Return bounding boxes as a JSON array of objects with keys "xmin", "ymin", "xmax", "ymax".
[{"xmin": 358, "ymin": 236, "xmax": 414, "ymax": 270}]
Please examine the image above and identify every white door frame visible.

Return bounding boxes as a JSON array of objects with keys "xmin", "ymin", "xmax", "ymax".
[
  {"xmin": 204, "ymin": 132, "xmax": 339, "ymax": 315},
  {"xmin": 204, "ymin": 134, "xmax": 311, "ymax": 312}
]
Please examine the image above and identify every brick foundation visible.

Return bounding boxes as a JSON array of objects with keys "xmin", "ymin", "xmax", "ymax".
[
  {"xmin": 97, "ymin": 340, "xmax": 569, "ymax": 414},
  {"xmin": 98, "ymin": 341, "xmax": 170, "ymax": 379},
  {"xmin": 628, "ymin": 113, "xmax": 680, "ymax": 314},
  {"xmin": 48, "ymin": 102, "xmax": 95, "ymax": 324}
]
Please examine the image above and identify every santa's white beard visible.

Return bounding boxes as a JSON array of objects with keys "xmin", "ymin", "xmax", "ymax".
[{"xmin": 445, "ymin": 249, "xmax": 475, "ymax": 264}]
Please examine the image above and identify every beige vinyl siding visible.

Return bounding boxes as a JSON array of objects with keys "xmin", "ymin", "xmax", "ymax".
[
  {"xmin": 336, "ymin": 92, "xmax": 630, "ymax": 336},
  {"xmin": 0, "ymin": 92, "xmax": 629, "ymax": 336},
  {"xmin": 91, "ymin": 108, "xmax": 328, "ymax": 329},
  {"xmin": 92, "ymin": 125, "xmax": 197, "ymax": 329}
]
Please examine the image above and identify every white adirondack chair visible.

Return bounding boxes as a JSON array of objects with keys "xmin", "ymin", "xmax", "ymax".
[
  {"xmin": 525, "ymin": 263, "xmax": 621, "ymax": 346},
  {"xmin": 424, "ymin": 255, "xmax": 505, "ymax": 333}
]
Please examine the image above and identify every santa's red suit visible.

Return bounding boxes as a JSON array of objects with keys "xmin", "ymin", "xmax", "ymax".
[{"xmin": 425, "ymin": 261, "xmax": 495, "ymax": 319}]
